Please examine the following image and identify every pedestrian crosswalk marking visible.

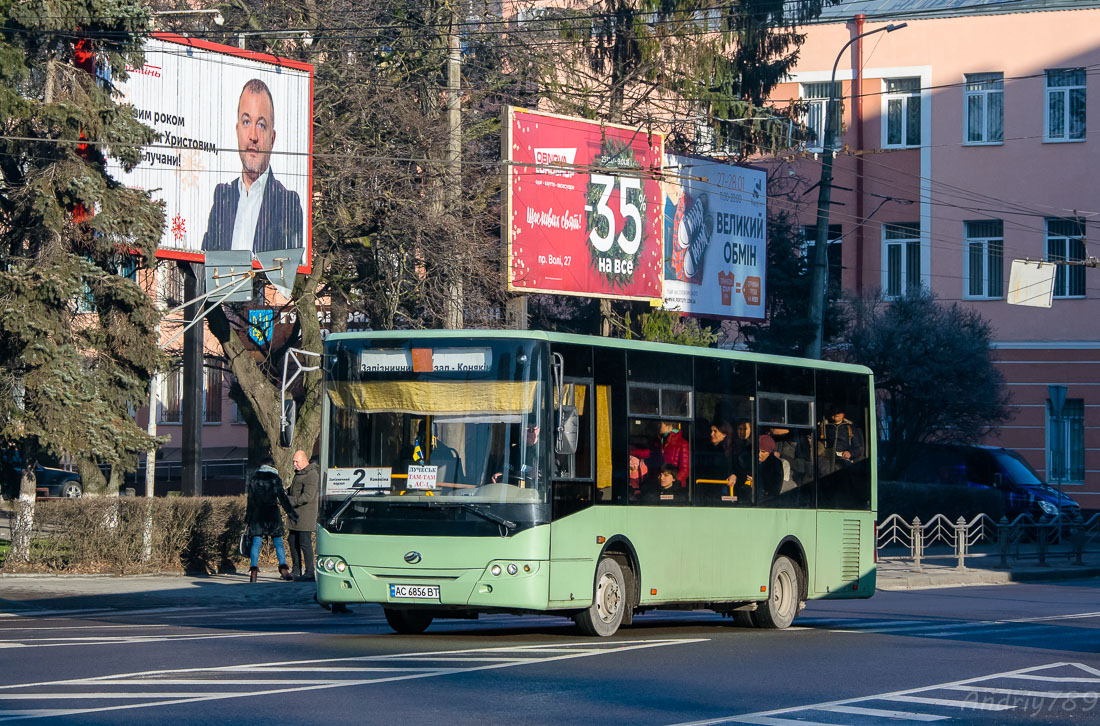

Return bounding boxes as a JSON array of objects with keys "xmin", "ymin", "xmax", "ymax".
[
  {"xmin": 816, "ymin": 704, "xmax": 948, "ymax": 720},
  {"xmin": 0, "ymin": 638, "xmax": 707, "ymax": 722},
  {"xmin": 666, "ymin": 662, "xmax": 1099, "ymax": 726}
]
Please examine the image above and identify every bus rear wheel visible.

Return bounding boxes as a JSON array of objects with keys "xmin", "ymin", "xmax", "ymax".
[
  {"xmin": 752, "ymin": 556, "xmax": 800, "ymax": 630},
  {"xmin": 573, "ymin": 557, "xmax": 626, "ymax": 637},
  {"xmin": 383, "ymin": 608, "xmax": 433, "ymax": 634}
]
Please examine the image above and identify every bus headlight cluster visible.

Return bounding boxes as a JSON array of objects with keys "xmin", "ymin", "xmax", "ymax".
[
  {"xmin": 489, "ymin": 562, "xmax": 529, "ymax": 577},
  {"xmin": 317, "ymin": 556, "xmax": 348, "ymax": 573}
]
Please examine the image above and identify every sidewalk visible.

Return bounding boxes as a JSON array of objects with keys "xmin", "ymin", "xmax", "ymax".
[
  {"xmin": 876, "ymin": 548, "xmax": 1100, "ymax": 590},
  {"xmin": 1, "ymin": 553, "xmax": 1097, "ymax": 613}
]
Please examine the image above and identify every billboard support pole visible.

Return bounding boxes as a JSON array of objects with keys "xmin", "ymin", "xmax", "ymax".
[{"xmin": 181, "ymin": 261, "xmax": 204, "ymax": 497}]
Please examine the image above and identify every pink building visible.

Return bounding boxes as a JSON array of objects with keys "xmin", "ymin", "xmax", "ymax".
[{"xmin": 763, "ymin": 1, "xmax": 1100, "ymax": 510}]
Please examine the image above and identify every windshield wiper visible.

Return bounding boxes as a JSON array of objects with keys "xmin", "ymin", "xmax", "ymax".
[
  {"xmin": 386, "ymin": 500, "xmax": 517, "ymax": 530},
  {"xmin": 327, "ymin": 488, "xmax": 385, "ymax": 527}
]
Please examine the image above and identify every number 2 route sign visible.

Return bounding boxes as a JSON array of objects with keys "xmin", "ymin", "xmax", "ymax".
[{"xmin": 504, "ymin": 107, "xmax": 665, "ymax": 302}]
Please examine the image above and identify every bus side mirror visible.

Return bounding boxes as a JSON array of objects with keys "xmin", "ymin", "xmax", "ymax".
[
  {"xmin": 556, "ymin": 405, "xmax": 579, "ymax": 456},
  {"xmin": 280, "ymin": 399, "xmax": 296, "ymax": 448}
]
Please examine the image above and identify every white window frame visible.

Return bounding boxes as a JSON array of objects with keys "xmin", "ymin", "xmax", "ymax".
[
  {"xmin": 882, "ymin": 77, "xmax": 922, "ymax": 149},
  {"xmin": 1044, "ymin": 68, "xmax": 1086, "ymax": 143},
  {"xmin": 882, "ymin": 223, "xmax": 922, "ymax": 298},
  {"xmin": 1047, "ymin": 398, "xmax": 1084, "ymax": 485},
  {"xmin": 962, "ymin": 220, "xmax": 1004, "ymax": 300},
  {"xmin": 1045, "ymin": 218, "xmax": 1086, "ymax": 299},
  {"xmin": 802, "ymin": 81, "xmax": 841, "ymax": 153},
  {"xmin": 963, "ymin": 72, "xmax": 1004, "ymax": 145}
]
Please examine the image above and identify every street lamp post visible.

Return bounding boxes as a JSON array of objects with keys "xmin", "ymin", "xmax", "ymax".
[{"xmin": 806, "ymin": 22, "xmax": 906, "ymax": 359}]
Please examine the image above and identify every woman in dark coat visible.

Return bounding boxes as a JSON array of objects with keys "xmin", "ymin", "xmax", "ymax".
[{"xmin": 246, "ymin": 461, "xmax": 299, "ymax": 582}]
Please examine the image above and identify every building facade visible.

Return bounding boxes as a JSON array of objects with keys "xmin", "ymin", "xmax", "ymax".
[{"xmin": 762, "ymin": 0, "xmax": 1100, "ymax": 510}]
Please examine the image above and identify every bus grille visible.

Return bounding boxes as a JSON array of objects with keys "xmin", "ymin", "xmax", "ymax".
[{"xmin": 841, "ymin": 519, "xmax": 861, "ymax": 583}]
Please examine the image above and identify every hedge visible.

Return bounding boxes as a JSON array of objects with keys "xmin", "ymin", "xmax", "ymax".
[{"xmin": 0, "ymin": 496, "xmax": 292, "ymax": 574}]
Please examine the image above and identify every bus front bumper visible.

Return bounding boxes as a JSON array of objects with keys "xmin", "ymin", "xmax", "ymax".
[{"xmin": 315, "ymin": 559, "xmax": 550, "ymax": 612}]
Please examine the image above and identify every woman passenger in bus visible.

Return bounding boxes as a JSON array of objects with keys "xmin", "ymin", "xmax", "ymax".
[{"xmin": 697, "ymin": 420, "xmax": 740, "ymax": 504}]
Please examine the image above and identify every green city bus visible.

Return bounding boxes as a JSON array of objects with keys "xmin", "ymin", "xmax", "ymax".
[{"xmin": 314, "ymin": 330, "xmax": 876, "ymax": 636}]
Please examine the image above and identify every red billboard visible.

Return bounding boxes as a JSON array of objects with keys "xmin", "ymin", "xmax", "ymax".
[{"xmin": 504, "ymin": 108, "xmax": 664, "ymax": 301}]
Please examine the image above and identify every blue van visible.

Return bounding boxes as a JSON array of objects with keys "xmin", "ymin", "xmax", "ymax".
[{"xmin": 897, "ymin": 444, "xmax": 1081, "ymax": 521}]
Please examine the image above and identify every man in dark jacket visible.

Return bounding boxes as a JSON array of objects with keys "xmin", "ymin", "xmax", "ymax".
[
  {"xmin": 287, "ymin": 450, "xmax": 319, "ymax": 581},
  {"xmin": 201, "ymin": 78, "xmax": 303, "ymax": 255},
  {"xmin": 819, "ymin": 406, "xmax": 864, "ymax": 475}
]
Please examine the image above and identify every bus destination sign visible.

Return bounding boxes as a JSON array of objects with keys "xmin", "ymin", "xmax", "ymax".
[{"xmin": 359, "ymin": 348, "xmax": 492, "ymax": 374}]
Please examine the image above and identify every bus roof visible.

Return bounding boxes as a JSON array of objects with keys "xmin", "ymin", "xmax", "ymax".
[{"xmin": 324, "ymin": 329, "xmax": 874, "ymax": 376}]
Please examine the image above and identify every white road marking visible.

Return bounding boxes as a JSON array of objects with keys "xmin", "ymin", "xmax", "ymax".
[
  {"xmin": 0, "ymin": 631, "xmax": 304, "ymax": 649},
  {"xmin": 666, "ymin": 662, "xmax": 1099, "ymax": 726},
  {"xmin": 827, "ymin": 610, "xmax": 1100, "ymax": 635},
  {"xmin": 816, "ymin": 704, "xmax": 948, "ymax": 720},
  {"xmin": 887, "ymin": 695, "xmax": 1015, "ymax": 710},
  {"xmin": 0, "ymin": 638, "xmax": 707, "ymax": 722}
]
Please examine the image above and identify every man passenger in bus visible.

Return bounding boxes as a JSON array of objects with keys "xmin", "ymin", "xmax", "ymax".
[
  {"xmin": 642, "ymin": 464, "xmax": 685, "ymax": 504},
  {"xmin": 756, "ymin": 434, "xmax": 784, "ymax": 501},
  {"xmin": 658, "ymin": 421, "xmax": 689, "ymax": 487},
  {"xmin": 819, "ymin": 406, "xmax": 863, "ymax": 471}
]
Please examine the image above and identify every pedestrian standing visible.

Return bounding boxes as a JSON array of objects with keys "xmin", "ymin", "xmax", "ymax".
[
  {"xmin": 287, "ymin": 449, "xmax": 319, "ymax": 581},
  {"xmin": 245, "ymin": 458, "xmax": 299, "ymax": 583}
]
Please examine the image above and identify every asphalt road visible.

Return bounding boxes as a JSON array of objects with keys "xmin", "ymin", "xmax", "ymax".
[{"xmin": 0, "ymin": 581, "xmax": 1098, "ymax": 725}]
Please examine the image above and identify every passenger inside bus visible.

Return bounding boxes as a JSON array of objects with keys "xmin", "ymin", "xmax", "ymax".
[
  {"xmin": 695, "ymin": 419, "xmax": 748, "ymax": 505},
  {"xmin": 756, "ymin": 434, "xmax": 784, "ymax": 503},
  {"xmin": 658, "ymin": 421, "xmax": 690, "ymax": 487},
  {"xmin": 641, "ymin": 464, "xmax": 685, "ymax": 504}
]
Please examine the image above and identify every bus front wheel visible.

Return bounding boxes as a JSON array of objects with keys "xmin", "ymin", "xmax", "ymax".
[
  {"xmin": 752, "ymin": 556, "xmax": 800, "ymax": 630},
  {"xmin": 383, "ymin": 608, "xmax": 433, "ymax": 634},
  {"xmin": 573, "ymin": 557, "xmax": 626, "ymax": 637}
]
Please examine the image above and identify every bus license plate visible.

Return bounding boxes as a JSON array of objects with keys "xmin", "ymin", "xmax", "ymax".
[{"xmin": 389, "ymin": 584, "xmax": 440, "ymax": 600}]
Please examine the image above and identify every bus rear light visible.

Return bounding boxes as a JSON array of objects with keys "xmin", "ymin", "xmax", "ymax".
[{"xmin": 650, "ymin": 588, "xmax": 657, "ymax": 596}]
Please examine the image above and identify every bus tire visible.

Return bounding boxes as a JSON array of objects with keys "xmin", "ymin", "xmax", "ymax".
[
  {"xmin": 383, "ymin": 608, "xmax": 433, "ymax": 634},
  {"xmin": 573, "ymin": 557, "xmax": 626, "ymax": 637},
  {"xmin": 752, "ymin": 556, "xmax": 800, "ymax": 630}
]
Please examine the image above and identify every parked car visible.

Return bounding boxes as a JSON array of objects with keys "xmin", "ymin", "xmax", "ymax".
[
  {"xmin": 896, "ymin": 444, "xmax": 1081, "ymax": 521},
  {"xmin": 0, "ymin": 449, "xmax": 83, "ymax": 499}
]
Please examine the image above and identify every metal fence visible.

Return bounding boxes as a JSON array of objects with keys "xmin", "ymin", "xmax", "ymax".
[{"xmin": 876, "ymin": 512, "xmax": 1100, "ymax": 571}]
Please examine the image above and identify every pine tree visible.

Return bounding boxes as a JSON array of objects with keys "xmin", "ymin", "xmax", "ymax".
[{"xmin": 0, "ymin": 0, "xmax": 164, "ymax": 560}]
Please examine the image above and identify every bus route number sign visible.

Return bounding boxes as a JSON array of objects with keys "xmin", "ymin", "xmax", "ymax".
[{"xmin": 326, "ymin": 467, "xmax": 391, "ymax": 494}]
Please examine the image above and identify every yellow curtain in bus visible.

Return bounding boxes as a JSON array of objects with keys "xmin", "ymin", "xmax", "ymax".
[
  {"xmin": 595, "ymin": 385, "xmax": 611, "ymax": 490},
  {"xmin": 328, "ymin": 381, "xmax": 538, "ymax": 415}
]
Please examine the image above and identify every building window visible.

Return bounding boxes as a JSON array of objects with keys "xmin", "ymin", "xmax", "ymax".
[
  {"xmin": 159, "ymin": 365, "xmax": 183, "ymax": 424},
  {"xmin": 1046, "ymin": 218, "xmax": 1085, "ymax": 298},
  {"xmin": 883, "ymin": 222, "xmax": 921, "ymax": 297},
  {"xmin": 964, "ymin": 72, "xmax": 1004, "ymax": 144},
  {"xmin": 1048, "ymin": 398, "xmax": 1084, "ymax": 485},
  {"xmin": 160, "ymin": 264, "xmax": 185, "ymax": 309},
  {"xmin": 801, "ymin": 224, "xmax": 843, "ymax": 294},
  {"xmin": 884, "ymin": 78, "xmax": 921, "ymax": 148},
  {"xmin": 204, "ymin": 361, "xmax": 223, "ymax": 424},
  {"xmin": 1045, "ymin": 68, "xmax": 1086, "ymax": 142},
  {"xmin": 963, "ymin": 220, "xmax": 1004, "ymax": 299},
  {"xmin": 802, "ymin": 81, "xmax": 841, "ymax": 152}
]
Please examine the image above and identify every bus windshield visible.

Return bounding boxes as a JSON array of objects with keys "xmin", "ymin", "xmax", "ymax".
[{"xmin": 322, "ymin": 338, "xmax": 550, "ymax": 535}]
